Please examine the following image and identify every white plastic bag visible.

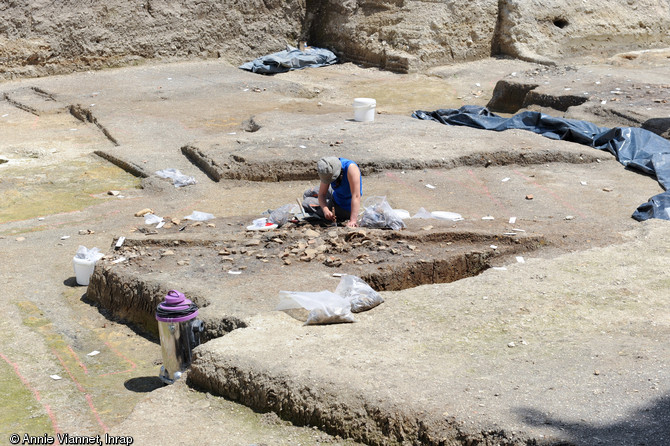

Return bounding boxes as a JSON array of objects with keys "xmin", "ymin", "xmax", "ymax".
[
  {"xmin": 184, "ymin": 211, "xmax": 215, "ymax": 221},
  {"xmin": 276, "ymin": 290, "xmax": 355, "ymax": 325},
  {"xmin": 144, "ymin": 213, "xmax": 164, "ymax": 225},
  {"xmin": 155, "ymin": 168, "xmax": 196, "ymax": 188},
  {"xmin": 74, "ymin": 246, "xmax": 104, "ymax": 262},
  {"xmin": 412, "ymin": 207, "xmax": 434, "ymax": 219},
  {"xmin": 335, "ymin": 275, "xmax": 384, "ymax": 313}
]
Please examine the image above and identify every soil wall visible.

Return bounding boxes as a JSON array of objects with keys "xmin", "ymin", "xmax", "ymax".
[
  {"xmin": 1, "ymin": 0, "xmax": 669, "ymax": 78},
  {"xmin": 0, "ymin": 0, "xmax": 307, "ymax": 79}
]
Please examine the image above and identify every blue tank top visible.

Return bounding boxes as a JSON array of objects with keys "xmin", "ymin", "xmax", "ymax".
[{"xmin": 331, "ymin": 158, "xmax": 362, "ymax": 211}]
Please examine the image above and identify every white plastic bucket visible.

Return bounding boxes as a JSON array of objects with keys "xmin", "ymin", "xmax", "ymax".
[
  {"xmin": 73, "ymin": 257, "xmax": 96, "ymax": 286},
  {"xmin": 353, "ymin": 98, "xmax": 376, "ymax": 122}
]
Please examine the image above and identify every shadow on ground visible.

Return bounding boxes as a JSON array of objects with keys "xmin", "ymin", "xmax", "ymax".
[
  {"xmin": 124, "ymin": 376, "xmax": 165, "ymax": 393},
  {"xmin": 517, "ymin": 394, "xmax": 670, "ymax": 446}
]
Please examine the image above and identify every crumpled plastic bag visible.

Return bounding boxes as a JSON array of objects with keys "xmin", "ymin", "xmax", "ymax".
[
  {"xmin": 184, "ymin": 211, "xmax": 215, "ymax": 221},
  {"xmin": 269, "ymin": 203, "xmax": 299, "ymax": 226},
  {"xmin": 144, "ymin": 213, "xmax": 164, "ymax": 225},
  {"xmin": 74, "ymin": 246, "xmax": 104, "ymax": 262},
  {"xmin": 412, "ymin": 207, "xmax": 434, "ymax": 219},
  {"xmin": 359, "ymin": 196, "xmax": 406, "ymax": 230},
  {"xmin": 276, "ymin": 276, "xmax": 383, "ymax": 324},
  {"xmin": 276, "ymin": 290, "xmax": 354, "ymax": 325},
  {"xmin": 335, "ymin": 275, "xmax": 384, "ymax": 313},
  {"xmin": 155, "ymin": 168, "xmax": 196, "ymax": 188}
]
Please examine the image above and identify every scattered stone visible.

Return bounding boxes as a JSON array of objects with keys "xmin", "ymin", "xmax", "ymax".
[
  {"xmin": 135, "ymin": 208, "xmax": 153, "ymax": 217},
  {"xmin": 602, "ymin": 187, "xmax": 613, "ymax": 192},
  {"xmin": 283, "ymin": 258, "xmax": 292, "ymax": 265},
  {"xmin": 272, "ymin": 238, "xmax": 283, "ymax": 243},
  {"xmin": 192, "ymin": 222, "xmax": 202, "ymax": 227},
  {"xmin": 327, "ymin": 230, "xmax": 338, "ymax": 238},
  {"xmin": 324, "ymin": 256, "xmax": 342, "ymax": 267},
  {"xmin": 525, "ymin": 194, "xmax": 534, "ymax": 200},
  {"xmin": 78, "ymin": 229, "xmax": 95, "ymax": 235},
  {"xmin": 507, "ymin": 342, "xmax": 516, "ymax": 348},
  {"xmin": 177, "ymin": 260, "xmax": 190, "ymax": 266},
  {"xmin": 16, "ymin": 237, "xmax": 26, "ymax": 242},
  {"xmin": 304, "ymin": 229, "xmax": 320, "ymax": 238},
  {"xmin": 245, "ymin": 239, "xmax": 261, "ymax": 246},
  {"xmin": 218, "ymin": 249, "xmax": 231, "ymax": 255},
  {"xmin": 207, "ymin": 223, "xmax": 216, "ymax": 228},
  {"xmin": 421, "ymin": 225, "xmax": 433, "ymax": 231},
  {"xmin": 565, "ymin": 215, "xmax": 575, "ymax": 220},
  {"xmin": 171, "ymin": 218, "xmax": 181, "ymax": 225},
  {"xmin": 108, "ymin": 190, "xmax": 120, "ymax": 196},
  {"xmin": 161, "ymin": 250, "xmax": 176, "ymax": 257}
]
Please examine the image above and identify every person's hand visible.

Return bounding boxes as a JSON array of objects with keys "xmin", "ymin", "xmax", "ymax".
[
  {"xmin": 346, "ymin": 219, "xmax": 358, "ymax": 228},
  {"xmin": 323, "ymin": 207, "xmax": 335, "ymax": 221}
]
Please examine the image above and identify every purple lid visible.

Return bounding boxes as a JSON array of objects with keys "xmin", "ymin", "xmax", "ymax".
[{"xmin": 156, "ymin": 290, "xmax": 199, "ymax": 323}]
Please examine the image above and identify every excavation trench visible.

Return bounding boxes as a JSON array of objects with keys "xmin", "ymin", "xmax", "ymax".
[
  {"xmin": 182, "ymin": 143, "xmax": 600, "ymax": 182},
  {"xmin": 86, "ymin": 222, "xmax": 544, "ymax": 341}
]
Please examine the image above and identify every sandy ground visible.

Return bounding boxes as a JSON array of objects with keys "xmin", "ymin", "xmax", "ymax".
[{"xmin": 1, "ymin": 52, "xmax": 670, "ymax": 445}]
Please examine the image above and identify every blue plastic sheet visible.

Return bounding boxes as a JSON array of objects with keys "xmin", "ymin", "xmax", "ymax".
[
  {"xmin": 413, "ymin": 106, "xmax": 670, "ymax": 221},
  {"xmin": 239, "ymin": 46, "xmax": 337, "ymax": 75}
]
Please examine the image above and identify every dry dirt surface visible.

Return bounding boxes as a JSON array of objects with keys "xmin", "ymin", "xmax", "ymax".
[{"xmin": 1, "ymin": 52, "xmax": 670, "ymax": 446}]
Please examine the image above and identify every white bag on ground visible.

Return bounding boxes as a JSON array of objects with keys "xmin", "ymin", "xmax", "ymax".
[
  {"xmin": 335, "ymin": 275, "xmax": 384, "ymax": 313},
  {"xmin": 276, "ymin": 290, "xmax": 355, "ymax": 325},
  {"xmin": 184, "ymin": 211, "xmax": 215, "ymax": 221},
  {"xmin": 155, "ymin": 168, "xmax": 196, "ymax": 187},
  {"xmin": 144, "ymin": 213, "xmax": 164, "ymax": 225},
  {"xmin": 412, "ymin": 207, "xmax": 434, "ymax": 219}
]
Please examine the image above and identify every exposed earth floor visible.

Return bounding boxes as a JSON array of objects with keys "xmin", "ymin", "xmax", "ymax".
[{"xmin": 2, "ymin": 49, "xmax": 670, "ymax": 445}]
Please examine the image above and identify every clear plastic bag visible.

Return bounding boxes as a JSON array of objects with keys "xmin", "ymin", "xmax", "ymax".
[
  {"xmin": 269, "ymin": 203, "xmax": 298, "ymax": 226},
  {"xmin": 144, "ymin": 213, "xmax": 164, "ymax": 225},
  {"xmin": 183, "ymin": 211, "xmax": 215, "ymax": 221},
  {"xmin": 412, "ymin": 207, "xmax": 434, "ymax": 219},
  {"xmin": 155, "ymin": 168, "xmax": 196, "ymax": 187},
  {"xmin": 360, "ymin": 196, "xmax": 406, "ymax": 230},
  {"xmin": 335, "ymin": 275, "xmax": 384, "ymax": 313},
  {"xmin": 276, "ymin": 290, "xmax": 355, "ymax": 325},
  {"xmin": 74, "ymin": 246, "xmax": 104, "ymax": 262}
]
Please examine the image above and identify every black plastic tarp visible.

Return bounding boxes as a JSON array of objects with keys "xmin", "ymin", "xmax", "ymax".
[
  {"xmin": 412, "ymin": 105, "xmax": 670, "ymax": 221},
  {"xmin": 239, "ymin": 46, "xmax": 337, "ymax": 75}
]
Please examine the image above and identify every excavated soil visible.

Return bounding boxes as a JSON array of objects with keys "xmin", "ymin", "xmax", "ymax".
[{"xmin": 2, "ymin": 50, "xmax": 670, "ymax": 445}]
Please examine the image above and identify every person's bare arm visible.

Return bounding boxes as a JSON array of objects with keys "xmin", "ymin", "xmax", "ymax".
[
  {"xmin": 347, "ymin": 164, "xmax": 362, "ymax": 227},
  {"xmin": 318, "ymin": 181, "xmax": 335, "ymax": 221}
]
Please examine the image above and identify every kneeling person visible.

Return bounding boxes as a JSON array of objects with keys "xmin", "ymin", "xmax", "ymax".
[{"xmin": 302, "ymin": 156, "xmax": 362, "ymax": 227}]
